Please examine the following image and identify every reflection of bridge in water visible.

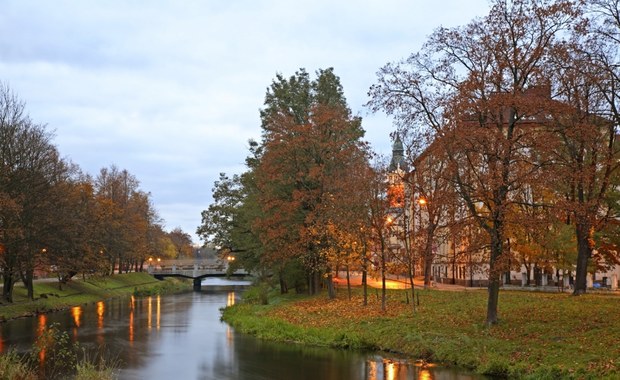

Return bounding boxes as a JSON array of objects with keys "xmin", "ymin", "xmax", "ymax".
[{"xmin": 148, "ymin": 259, "xmax": 249, "ymax": 291}]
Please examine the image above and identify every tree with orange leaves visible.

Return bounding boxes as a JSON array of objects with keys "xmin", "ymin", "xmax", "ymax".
[
  {"xmin": 255, "ymin": 68, "xmax": 368, "ymax": 295},
  {"xmin": 369, "ymin": 0, "xmax": 580, "ymax": 325}
]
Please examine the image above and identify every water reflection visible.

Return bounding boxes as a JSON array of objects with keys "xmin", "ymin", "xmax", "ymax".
[
  {"xmin": 71, "ymin": 306, "xmax": 82, "ymax": 328},
  {"xmin": 156, "ymin": 294, "xmax": 160, "ymax": 330},
  {"xmin": 96, "ymin": 301, "xmax": 104, "ymax": 346},
  {"xmin": 96, "ymin": 301, "xmax": 105, "ymax": 328},
  {"xmin": 71, "ymin": 306, "xmax": 82, "ymax": 341},
  {"xmin": 36, "ymin": 314, "xmax": 46, "ymax": 364},
  {"xmin": 129, "ymin": 306, "xmax": 134, "ymax": 345},
  {"xmin": 365, "ymin": 358, "xmax": 447, "ymax": 380},
  {"xmin": 0, "ymin": 290, "xmax": 487, "ymax": 380},
  {"xmin": 37, "ymin": 314, "xmax": 46, "ymax": 337},
  {"xmin": 420, "ymin": 369, "xmax": 432, "ymax": 380}
]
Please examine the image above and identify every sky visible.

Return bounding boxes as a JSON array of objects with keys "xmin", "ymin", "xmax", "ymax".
[{"xmin": 1, "ymin": 0, "xmax": 490, "ymax": 244}]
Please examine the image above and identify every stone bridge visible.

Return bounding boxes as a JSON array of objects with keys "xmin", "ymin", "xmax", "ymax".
[{"xmin": 147, "ymin": 259, "xmax": 249, "ymax": 291}]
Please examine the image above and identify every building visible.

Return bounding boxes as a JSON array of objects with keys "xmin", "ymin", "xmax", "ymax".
[{"xmin": 389, "ymin": 85, "xmax": 620, "ymax": 290}]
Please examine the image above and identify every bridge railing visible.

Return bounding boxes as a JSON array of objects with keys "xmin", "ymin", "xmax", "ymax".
[{"xmin": 147, "ymin": 262, "xmax": 248, "ymax": 277}]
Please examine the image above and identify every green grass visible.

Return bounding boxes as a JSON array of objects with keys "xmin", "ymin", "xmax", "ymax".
[
  {"xmin": 0, "ymin": 351, "xmax": 36, "ymax": 379},
  {"xmin": 0, "ymin": 273, "xmax": 191, "ymax": 321},
  {"xmin": 222, "ymin": 287, "xmax": 620, "ymax": 379}
]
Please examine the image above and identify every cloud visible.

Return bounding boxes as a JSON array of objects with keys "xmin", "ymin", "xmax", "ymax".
[{"xmin": 1, "ymin": 0, "xmax": 490, "ymax": 243}]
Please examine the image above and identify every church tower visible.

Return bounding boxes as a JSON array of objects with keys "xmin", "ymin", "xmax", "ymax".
[{"xmin": 387, "ymin": 135, "xmax": 408, "ymax": 208}]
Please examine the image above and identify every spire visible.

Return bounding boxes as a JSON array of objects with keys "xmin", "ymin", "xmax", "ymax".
[{"xmin": 389, "ymin": 134, "xmax": 407, "ymax": 172}]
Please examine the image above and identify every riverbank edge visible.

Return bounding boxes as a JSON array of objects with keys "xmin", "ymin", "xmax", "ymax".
[
  {"xmin": 0, "ymin": 272, "xmax": 192, "ymax": 323},
  {"xmin": 222, "ymin": 293, "xmax": 493, "ymax": 377},
  {"xmin": 221, "ymin": 289, "xmax": 618, "ymax": 380}
]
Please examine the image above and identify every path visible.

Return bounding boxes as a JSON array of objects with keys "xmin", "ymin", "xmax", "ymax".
[{"xmin": 332, "ymin": 272, "xmax": 470, "ymax": 291}]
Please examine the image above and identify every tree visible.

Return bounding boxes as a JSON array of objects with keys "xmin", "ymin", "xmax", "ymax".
[
  {"xmin": 368, "ymin": 0, "xmax": 579, "ymax": 325},
  {"xmin": 364, "ymin": 159, "xmax": 394, "ymax": 312},
  {"xmin": 408, "ymin": 140, "xmax": 457, "ymax": 289},
  {"xmin": 168, "ymin": 228, "xmax": 193, "ymax": 259},
  {"xmin": 93, "ymin": 165, "xmax": 157, "ymax": 274},
  {"xmin": 0, "ymin": 84, "xmax": 70, "ymax": 301},
  {"xmin": 42, "ymin": 172, "xmax": 100, "ymax": 287},
  {"xmin": 197, "ymin": 149, "xmax": 265, "ymax": 276},
  {"xmin": 544, "ymin": 0, "xmax": 620, "ymax": 294},
  {"xmin": 254, "ymin": 68, "xmax": 367, "ymax": 295}
]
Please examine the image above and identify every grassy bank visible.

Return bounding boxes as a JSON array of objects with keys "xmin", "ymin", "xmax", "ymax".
[
  {"xmin": 0, "ymin": 272, "xmax": 191, "ymax": 321},
  {"xmin": 222, "ymin": 287, "xmax": 620, "ymax": 379}
]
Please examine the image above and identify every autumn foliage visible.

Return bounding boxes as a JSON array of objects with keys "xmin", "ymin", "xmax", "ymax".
[{"xmin": 368, "ymin": 0, "xmax": 620, "ymax": 325}]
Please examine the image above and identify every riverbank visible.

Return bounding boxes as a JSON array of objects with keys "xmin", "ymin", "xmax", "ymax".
[
  {"xmin": 0, "ymin": 272, "xmax": 191, "ymax": 322},
  {"xmin": 222, "ymin": 286, "xmax": 620, "ymax": 379}
]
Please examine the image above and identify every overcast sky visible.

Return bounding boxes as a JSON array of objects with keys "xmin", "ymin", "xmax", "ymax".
[{"xmin": 1, "ymin": 1, "xmax": 490, "ymax": 244}]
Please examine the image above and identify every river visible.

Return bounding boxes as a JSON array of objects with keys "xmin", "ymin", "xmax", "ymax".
[{"xmin": 0, "ymin": 278, "xmax": 488, "ymax": 379}]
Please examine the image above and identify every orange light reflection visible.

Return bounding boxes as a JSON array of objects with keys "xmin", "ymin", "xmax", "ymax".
[
  {"xmin": 156, "ymin": 295, "xmax": 161, "ymax": 330},
  {"xmin": 71, "ymin": 306, "xmax": 82, "ymax": 328},
  {"xmin": 227, "ymin": 291, "xmax": 235, "ymax": 307},
  {"xmin": 384, "ymin": 359, "xmax": 397, "ymax": 380},
  {"xmin": 226, "ymin": 326, "xmax": 233, "ymax": 344},
  {"xmin": 367, "ymin": 360, "xmax": 377, "ymax": 380},
  {"xmin": 96, "ymin": 301, "xmax": 105, "ymax": 346},
  {"xmin": 419, "ymin": 369, "xmax": 433, "ymax": 380},
  {"xmin": 147, "ymin": 296, "xmax": 152, "ymax": 329},
  {"xmin": 129, "ymin": 308, "xmax": 134, "ymax": 344},
  {"xmin": 37, "ymin": 314, "xmax": 47, "ymax": 364},
  {"xmin": 97, "ymin": 302, "xmax": 105, "ymax": 329}
]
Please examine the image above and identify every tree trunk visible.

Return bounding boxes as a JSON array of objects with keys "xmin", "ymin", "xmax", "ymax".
[
  {"xmin": 423, "ymin": 231, "xmax": 434, "ymax": 289},
  {"xmin": 486, "ymin": 226, "xmax": 503, "ymax": 326},
  {"xmin": 308, "ymin": 271, "xmax": 320, "ymax": 295},
  {"xmin": 362, "ymin": 266, "xmax": 368, "ymax": 306},
  {"xmin": 408, "ymin": 257, "xmax": 416, "ymax": 314},
  {"xmin": 327, "ymin": 272, "xmax": 336, "ymax": 299},
  {"xmin": 345, "ymin": 266, "xmax": 351, "ymax": 301},
  {"xmin": 451, "ymin": 243, "xmax": 457, "ymax": 285},
  {"xmin": 381, "ymin": 247, "xmax": 387, "ymax": 312},
  {"xmin": 525, "ymin": 264, "xmax": 531, "ymax": 286},
  {"xmin": 573, "ymin": 222, "xmax": 592, "ymax": 295},
  {"xmin": 21, "ymin": 269, "xmax": 34, "ymax": 301},
  {"xmin": 486, "ymin": 278, "xmax": 500, "ymax": 325},
  {"xmin": 279, "ymin": 272, "xmax": 288, "ymax": 294},
  {"xmin": 2, "ymin": 269, "xmax": 15, "ymax": 303}
]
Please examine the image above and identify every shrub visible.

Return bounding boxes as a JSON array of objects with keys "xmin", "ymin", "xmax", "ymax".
[
  {"xmin": 243, "ymin": 282, "xmax": 272, "ymax": 305},
  {"xmin": 29, "ymin": 323, "xmax": 81, "ymax": 379},
  {"xmin": 0, "ymin": 351, "xmax": 36, "ymax": 379},
  {"xmin": 75, "ymin": 361, "xmax": 118, "ymax": 380}
]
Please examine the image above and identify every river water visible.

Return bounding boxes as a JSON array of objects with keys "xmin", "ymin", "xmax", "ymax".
[{"xmin": 0, "ymin": 279, "xmax": 488, "ymax": 379}]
